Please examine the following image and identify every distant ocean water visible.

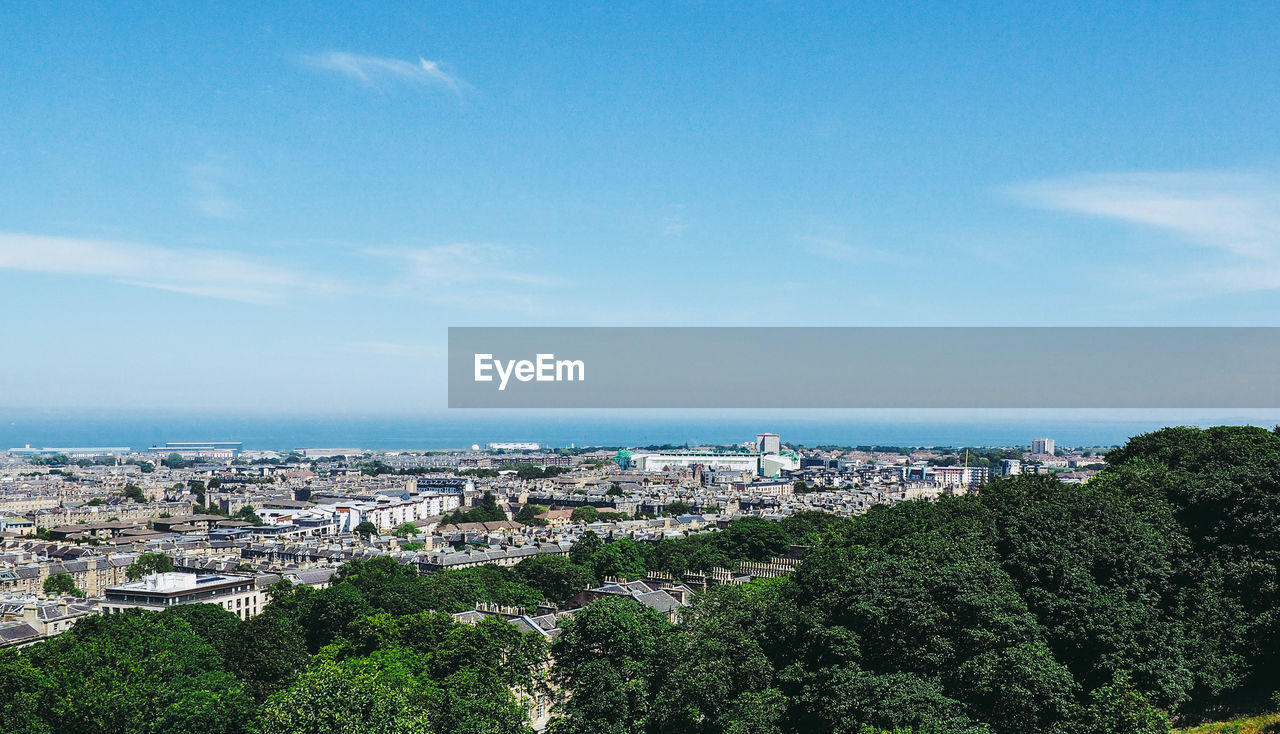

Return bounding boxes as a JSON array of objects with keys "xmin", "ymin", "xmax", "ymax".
[{"xmin": 4, "ymin": 412, "xmax": 1280, "ymax": 451}]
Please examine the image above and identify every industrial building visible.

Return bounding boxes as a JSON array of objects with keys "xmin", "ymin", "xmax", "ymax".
[{"xmin": 148, "ymin": 442, "xmax": 243, "ymax": 459}]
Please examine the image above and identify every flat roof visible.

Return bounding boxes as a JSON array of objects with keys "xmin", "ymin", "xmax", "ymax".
[{"xmin": 106, "ymin": 571, "xmax": 249, "ymax": 595}]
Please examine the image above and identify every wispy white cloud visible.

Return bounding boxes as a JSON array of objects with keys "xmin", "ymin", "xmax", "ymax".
[
  {"xmin": 0, "ymin": 232, "xmax": 335, "ymax": 304},
  {"xmin": 1014, "ymin": 171, "xmax": 1280, "ymax": 259},
  {"xmin": 186, "ymin": 154, "xmax": 241, "ymax": 219},
  {"xmin": 801, "ymin": 236, "xmax": 862, "ymax": 263},
  {"xmin": 303, "ymin": 52, "xmax": 468, "ymax": 95},
  {"xmin": 366, "ymin": 242, "xmax": 559, "ymax": 314},
  {"xmin": 369, "ymin": 242, "xmax": 559, "ymax": 289},
  {"xmin": 800, "ymin": 236, "xmax": 906, "ymax": 265},
  {"xmin": 1013, "ymin": 170, "xmax": 1280, "ymax": 294}
]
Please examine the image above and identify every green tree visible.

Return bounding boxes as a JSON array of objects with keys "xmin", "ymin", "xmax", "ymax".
[
  {"xmin": 224, "ymin": 607, "xmax": 311, "ymax": 702},
  {"xmin": 512, "ymin": 554, "xmax": 593, "ymax": 604},
  {"xmin": 478, "ymin": 490, "xmax": 505, "ymax": 521},
  {"xmin": 232, "ymin": 505, "xmax": 264, "ymax": 525},
  {"xmin": 724, "ymin": 517, "xmax": 792, "ymax": 563},
  {"xmin": 191, "ymin": 479, "xmax": 209, "ymax": 506},
  {"xmin": 354, "ymin": 521, "xmax": 379, "ymax": 536},
  {"xmin": 792, "ymin": 526, "xmax": 1075, "ymax": 734},
  {"xmin": 162, "ymin": 603, "xmax": 241, "ymax": 656},
  {"xmin": 591, "ymin": 538, "xmax": 647, "ymax": 581},
  {"xmin": 391, "ymin": 523, "xmax": 419, "ymax": 536},
  {"xmin": 24, "ymin": 610, "xmax": 251, "ymax": 734},
  {"xmin": 665, "ymin": 500, "xmax": 692, "ymax": 516},
  {"xmin": 571, "ymin": 505, "xmax": 600, "ymax": 523},
  {"xmin": 42, "ymin": 573, "xmax": 83, "ymax": 598},
  {"xmin": 553, "ymin": 596, "xmax": 670, "ymax": 734},
  {"xmin": 122, "ymin": 484, "xmax": 146, "ymax": 502},
  {"xmin": 254, "ymin": 650, "xmax": 436, "ymax": 734},
  {"xmin": 302, "ymin": 583, "xmax": 373, "ymax": 653},
  {"xmin": 1070, "ymin": 672, "xmax": 1172, "ymax": 734},
  {"xmin": 514, "ymin": 504, "xmax": 548, "ymax": 526},
  {"xmin": 127, "ymin": 552, "xmax": 175, "ymax": 580},
  {"xmin": 980, "ymin": 473, "xmax": 1193, "ymax": 704},
  {"xmin": 334, "ymin": 557, "xmax": 432, "ymax": 616},
  {"xmin": 569, "ymin": 530, "xmax": 602, "ymax": 567},
  {"xmin": 162, "ymin": 452, "xmax": 190, "ymax": 469},
  {"xmin": 0, "ymin": 649, "xmax": 52, "ymax": 734},
  {"xmin": 651, "ymin": 581, "xmax": 794, "ymax": 734}
]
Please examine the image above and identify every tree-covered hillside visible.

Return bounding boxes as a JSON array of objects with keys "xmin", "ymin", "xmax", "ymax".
[{"xmin": 5, "ymin": 425, "xmax": 1280, "ymax": 733}]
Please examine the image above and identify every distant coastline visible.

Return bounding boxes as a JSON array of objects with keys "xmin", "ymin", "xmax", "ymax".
[{"xmin": 4, "ymin": 413, "xmax": 1280, "ymax": 452}]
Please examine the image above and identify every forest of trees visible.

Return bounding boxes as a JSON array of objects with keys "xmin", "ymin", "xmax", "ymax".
[{"xmin": 5, "ymin": 425, "xmax": 1280, "ymax": 733}]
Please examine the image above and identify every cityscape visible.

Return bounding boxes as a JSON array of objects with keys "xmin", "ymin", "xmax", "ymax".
[{"xmin": 0, "ymin": 430, "xmax": 1104, "ymax": 726}]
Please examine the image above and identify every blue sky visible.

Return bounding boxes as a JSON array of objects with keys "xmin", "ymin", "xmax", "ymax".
[{"xmin": 2, "ymin": 2, "xmax": 1280, "ymax": 414}]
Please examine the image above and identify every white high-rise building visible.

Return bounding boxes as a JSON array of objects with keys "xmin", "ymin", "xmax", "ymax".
[
  {"xmin": 1031, "ymin": 438, "xmax": 1055, "ymax": 455},
  {"xmin": 756, "ymin": 433, "xmax": 781, "ymax": 454}
]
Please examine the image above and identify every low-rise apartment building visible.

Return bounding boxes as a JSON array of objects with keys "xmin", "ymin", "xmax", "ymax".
[{"xmin": 102, "ymin": 571, "xmax": 264, "ymax": 621}]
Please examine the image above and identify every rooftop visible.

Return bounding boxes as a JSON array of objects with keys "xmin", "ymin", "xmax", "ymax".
[{"xmin": 108, "ymin": 571, "xmax": 244, "ymax": 594}]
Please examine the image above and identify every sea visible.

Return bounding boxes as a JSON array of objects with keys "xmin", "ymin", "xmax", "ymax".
[{"xmin": 3, "ymin": 410, "xmax": 1280, "ymax": 452}]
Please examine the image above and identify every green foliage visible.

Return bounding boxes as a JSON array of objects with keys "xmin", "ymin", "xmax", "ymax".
[
  {"xmin": 254, "ymin": 650, "xmax": 435, "ymax": 734},
  {"xmin": 512, "ymin": 554, "xmax": 594, "ymax": 604},
  {"xmin": 257, "ymin": 607, "xmax": 545, "ymax": 734},
  {"xmin": 42, "ymin": 573, "xmax": 83, "ymax": 598},
  {"xmin": 162, "ymin": 603, "xmax": 241, "ymax": 655},
  {"xmin": 229, "ymin": 505, "xmax": 261, "ymax": 524},
  {"xmin": 23, "ymin": 610, "xmax": 251, "ymax": 734},
  {"xmin": 225, "ymin": 606, "xmax": 311, "ymax": 702},
  {"xmin": 569, "ymin": 530, "xmax": 602, "ymax": 566},
  {"xmin": 651, "ymin": 582, "xmax": 792, "ymax": 734},
  {"xmin": 514, "ymin": 504, "xmax": 549, "ymax": 526},
  {"xmin": 553, "ymin": 596, "xmax": 671, "ymax": 734},
  {"xmin": 333, "ymin": 556, "xmax": 543, "ymax": 616},
  {"xmin": 498, "ymin": 462, "xmax": 568, "ymax": 480},
  {"xmin": 571, "ymin": 505, "xmax": 600, "ymax": 523},
  {"xmin": 85, "ymin": 497, "xmax": 105, "ymax": 506},
  {"xmin": 0, "ymin": 650, "xmax": 53, "ymax": 734},
  {"xmin": 592, "ymin": 538, "xmax": 647, "ymax": 581},
  {"xmin": 353, "ymin": 520, "xmax": 379, "ymax": 536},
  {"xmin": 122, "ymin": 484, "xmax": 145, "ymax": 502},
  {"xmin": 1071, "ymin": 672, "xmax": 1173, "ymax": 734},
  {"xmin": 127, "ymin": 552, "xmax": 175, "ymax": 580},
  {"xmin": 162, "ymin": 452, "xmax": 191, "ymax": 469},
  {"xmin": 443, "ymin": 491, "xmax": 508, "ymax": 525},
  {"xmin": 391, "ymin": 522, "xmax": 419, "ymax": 536},
  {"xmin": 665, "ymin": 500, "xmax": 692, "ymax": 516},
  {"xmin": 31, "ymin": 453, "xmax": 70, "ymax": 467},
  {"xmin": 303, "ymin": 583, "xmax": 373, "ymax": 652}
]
